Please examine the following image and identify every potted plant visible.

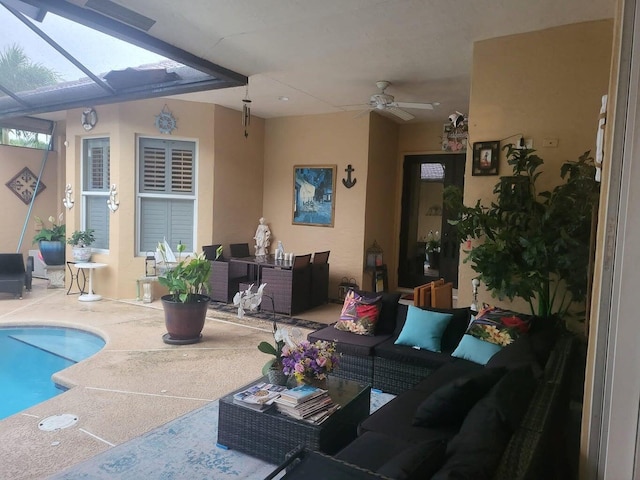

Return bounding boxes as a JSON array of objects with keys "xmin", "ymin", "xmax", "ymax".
[
  {"xmin": 425, "ymin": 230, "xmax": 441, "ymax": 269},
  {"xmin": 67, "ymin": 229, "xmax": 95, "ymax": 262},
  {"xmin": 33, "ymin": 214, "xmax": 66, "ymax": 266},
  {"xmin": 444, "ymin": 146, "xmax": 600, "ymax": 322},
  {"xmin": 158, "ymin": 243, "xmax": 212, "ymax": 344}
]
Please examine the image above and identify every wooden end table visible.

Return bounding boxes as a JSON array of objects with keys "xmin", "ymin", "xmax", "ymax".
[{"xmin": 217, "ymin": 376, "xmax": 371, "ymax": 465}]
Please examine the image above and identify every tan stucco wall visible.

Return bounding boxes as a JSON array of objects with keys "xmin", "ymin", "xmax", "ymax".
[
  {"xmin": 63, "ymin": 98, "xmax": 264, "ymax": 299},
  {"xmin": 0, "ymin": 136, "xmax": 63, "ymax": 258},
  {"xmin": 263, "ymin": 111, "xmax": 371, "ymax": 298},
  {"xmin": 459, "ymin": 19, "xmax": 614, "ymax": 311}
]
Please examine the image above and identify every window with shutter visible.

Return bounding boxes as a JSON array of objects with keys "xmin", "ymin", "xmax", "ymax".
[
  {"xmin": 137, "ymin": 138, "xmax": 196, "ymax": 255},
  {"xmin": 82, "ymin": 138, "xmax": 110, "ymax": 250}
]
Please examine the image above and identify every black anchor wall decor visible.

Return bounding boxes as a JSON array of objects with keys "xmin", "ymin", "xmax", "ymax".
[{"xmin": 342, "ymin": 164, "xmax": 357, "ymax": 188}]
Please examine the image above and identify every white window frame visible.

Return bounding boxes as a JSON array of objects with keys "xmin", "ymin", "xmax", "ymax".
[
  {"xmin": 81, "ymin": 136, "xmax": 110, "ymax": 252},
  {"xmin": 135, "ymin": 135, "xmax": 198, "ymax": 257}
]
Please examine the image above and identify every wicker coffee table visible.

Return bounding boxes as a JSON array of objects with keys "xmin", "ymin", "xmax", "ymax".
[{"xmin": 217, "ymin": 376, "xmax": 371, "ymax": 464}]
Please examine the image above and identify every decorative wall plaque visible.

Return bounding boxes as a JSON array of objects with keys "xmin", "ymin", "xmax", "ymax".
[{"xmin": 5, "ymin": 167, "xmax": 46, "ymax": 205}]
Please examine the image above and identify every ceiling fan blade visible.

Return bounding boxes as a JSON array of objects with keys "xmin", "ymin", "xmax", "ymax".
[
  {"xmin": 394, "ymin": 101, "xmax": 434, "ymax": 110},
  {"xmin": 353, "ymin": 108, "xmax": 373, "ymax": 119},
  {"xmin": 386, "ymin": 106, "xmax": 414, "ymax": 121}
]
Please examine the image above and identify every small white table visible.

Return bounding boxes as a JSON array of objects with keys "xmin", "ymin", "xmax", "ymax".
[{"xmin": 75, "ymin": 262, "xmax": 107, "ymax": 302}]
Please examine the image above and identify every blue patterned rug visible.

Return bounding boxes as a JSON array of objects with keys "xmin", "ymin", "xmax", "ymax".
[{"xmin": 50, "ymin": 391, "xmax": 395, "ymax": 479}]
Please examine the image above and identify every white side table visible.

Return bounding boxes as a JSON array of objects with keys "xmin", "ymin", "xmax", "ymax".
[{"xmin": 75, "ymin": 262, "xmax": 107, "ymax": 302}]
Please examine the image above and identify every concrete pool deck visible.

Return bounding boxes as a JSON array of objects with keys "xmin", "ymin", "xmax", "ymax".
[{"xmin": 0, "ymin": 279, "xmax": 340, "ymax": 479}]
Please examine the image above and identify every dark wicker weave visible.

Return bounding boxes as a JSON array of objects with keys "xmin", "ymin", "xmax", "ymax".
[
  {"xmin": 0, "ymin": 253, "xmax": 33, "ymax": 299},
  {"xmin": 209, "ymin": 260, "xmax": 229, "ymax": 302},
  {"xmin": 217, "ymin": 376, "xmax": 371, "ymax": 465},
  {"xmin": 372, "ymin": 356, "xmax": 435, "ymax": 395},
  {"xmin": 493, "ymin": 334, "xmax": 574, "ymax": 480},
  {"xmin": 331, "ymin": 353, "xmax": 374, "ymax": 385},
  {"xmin": 261, "ymin": 263, "xmax": 311, "ymax": 315}
]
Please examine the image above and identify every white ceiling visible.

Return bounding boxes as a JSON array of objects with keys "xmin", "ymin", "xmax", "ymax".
[{"xmin": 77, "ymin": 0, "xmax": 616, "ymax": 124}]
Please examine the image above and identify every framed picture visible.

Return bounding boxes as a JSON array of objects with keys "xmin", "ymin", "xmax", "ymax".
[
  {"xmin": 292, "ymin": 165, "xmax": 337, "ymax": 227},
  {"xmin": 472, "ymin": 141, "xmax": 500, "ymax": 176}
]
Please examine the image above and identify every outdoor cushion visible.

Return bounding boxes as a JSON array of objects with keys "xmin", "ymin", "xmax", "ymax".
[
  {"xmin": 308, "ymin": 326, "xmax": 391, "ymax": 357},
  {"xmin": 466, "ymin": 305, "xmax": 533, "ymax": 347},
  {"xmin": 394, "ymin": 305, "xmax": 453, "ymax": 352},
  {"xmin": 375, "ymin": 292, "xmax": 402, "ymax": 334},
  {"xmin": 335, "ymin": 290, "xmax": 383, "ymax": 335},
  {"xmin": 412, "ymin": 367, "xmax": 506, "ymax": 427},
  {"xmin": 374, "ymin": 337, "xmax": 456, "ymax": 371},
  {"xmin": 451, "ymin": 334, "xmax": 503, "ymax": 365}
]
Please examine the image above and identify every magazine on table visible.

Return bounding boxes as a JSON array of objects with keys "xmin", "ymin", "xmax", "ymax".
[
  {"xmin": 304, "ymin": 404, "xmax": 341, "ymax": 425},
  {"xmin": 275, "ymin": 394, "xmax": 335, "ymax": 419},
  {"xmin": 277, "ymin": 384, "xmax": 327, "ymax": 405},
  {"xmin": 233, "ymin": 382, "xmax": 287, "ymax": 411}
]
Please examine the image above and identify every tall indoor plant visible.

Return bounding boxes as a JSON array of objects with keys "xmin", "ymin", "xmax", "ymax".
[
  {"xmin": 445, "ymin": 146, "xmax": 600, "ymax": 320},
  {"xmin": 33, "ymin": 214, "xmax": 66, "ymax": 265},
  {"xmin": 158, "ymin": 243, "xmax": 212, "ymax": 344}
]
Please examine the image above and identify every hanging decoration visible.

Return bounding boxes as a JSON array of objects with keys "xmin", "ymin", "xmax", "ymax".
[
  {"xmin": 442, "ymin": 111, "xmax": 468, "ymax": 152},
  {"xmin": 342, "ymin": 164, "xmax": 357, "ymax": 188},
  {"xmin": 155, "ymin": 105, "xmax": 177, "ymax": 134},
  {"xmin": 81, "ymin": 108, "xmax": 98, "ymax": 131},
  {"xmin": 107, "ymin": 184, "xmax": 119, "ymax": 212},
  {"xmin": 63, "ymin": 183, "xmax": 74, "ymax": 209},
  {"xmin": 5, "ymin": 167, "xmax": 46, "ymax": 205},
  {"xmin": 242, "ymin": 84, "xmax": 252, "ymax": 139}
]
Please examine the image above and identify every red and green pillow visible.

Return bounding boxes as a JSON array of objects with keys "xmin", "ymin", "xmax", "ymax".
[{"xmin": 335, "ymin": 290, "xmax": 383, "ymax": 335}]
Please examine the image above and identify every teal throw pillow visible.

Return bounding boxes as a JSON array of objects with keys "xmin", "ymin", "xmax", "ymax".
[
  {"xmin": 394, "ymin": 305, "xmax": 453, "ymax": 352},
  {"xmin": 451, "ymin": 334, "xmax": 503, "ymax": 365}
]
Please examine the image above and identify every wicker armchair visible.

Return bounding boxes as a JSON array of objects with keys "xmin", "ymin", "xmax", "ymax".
[
  {"xmin": 0, "ymin": 253, "xmax": 33, "ymax": 299},
  {"xmin": 310, "ymin": 250, "xmax": 330, "ymax": 308}
]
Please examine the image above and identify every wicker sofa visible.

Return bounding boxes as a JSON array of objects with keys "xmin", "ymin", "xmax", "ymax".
[
  {"xmin": 308, "ymin": 293, "xmax": 470, "ymax": 394},
  {"xmin": 287, "ymin": 312, "xmax": 573, "ymax": 480},
  {"xmin": 0, "ymin": 253, "xmax": 33, "ymax": 299}
]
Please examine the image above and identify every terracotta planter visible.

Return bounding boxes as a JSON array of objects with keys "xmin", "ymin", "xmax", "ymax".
[
  {"xmin": 39, "ymin": 240, "xmax": 65, "ymax": 266},
  {"xmin": 161, "ymin": 294, "xmax": 210, "ymax": 344}
]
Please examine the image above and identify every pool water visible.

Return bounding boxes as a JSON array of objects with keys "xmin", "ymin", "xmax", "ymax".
[{"xmin": 0, "ymin": 327, "xmax": 105, "ymax": 420}]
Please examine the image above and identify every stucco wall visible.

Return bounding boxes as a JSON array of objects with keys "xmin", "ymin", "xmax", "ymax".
[
  {"xmin": 0, "ymin": 138, "xmax": 63, "ymax": 258},
  {"xmin": 263, "ymin": 111, "xmax": 370, "ymax": 298},
  {"xmin": 64, "ymin": 98, "xmax": 264, "ymax": 299}
]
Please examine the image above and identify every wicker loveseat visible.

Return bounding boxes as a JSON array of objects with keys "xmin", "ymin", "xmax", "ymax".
[{"xmin": 0, "ymin": 253, "xmax": 33, "ymax": 299}]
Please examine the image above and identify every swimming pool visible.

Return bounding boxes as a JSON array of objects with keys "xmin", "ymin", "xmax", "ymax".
[{"xmin": 0, "ymin": 327, "xmax": 105, "ymax": 420}]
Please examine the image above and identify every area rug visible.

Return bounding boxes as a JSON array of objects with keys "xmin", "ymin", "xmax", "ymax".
[
  {"xmin": 208, "ymin": 301, "xmax": 328, "ymax": 331},
  {"xmin": 50, "ymin": 391, "xmax": 395, "ymax": 479}
]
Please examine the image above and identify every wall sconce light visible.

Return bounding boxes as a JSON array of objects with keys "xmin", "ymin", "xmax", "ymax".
[
  {"xmin": 63, "ymin": 183, "xmax": 74, "ymax": 209},
  {"xmin": 107, "ymin": 184, "xmax": 119, "ymax": 212}
]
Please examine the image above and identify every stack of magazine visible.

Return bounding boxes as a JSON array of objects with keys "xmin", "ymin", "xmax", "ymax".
[
  {"xmin": 274, "ymin": 384, "xmax": 339, "ymax": 424},
  {"xmin": 232, "ymin": 382, "xmax": 288, "ymax": 411}
]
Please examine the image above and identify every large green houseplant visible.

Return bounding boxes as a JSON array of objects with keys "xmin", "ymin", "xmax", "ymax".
[
  {"xmin": 158, "ymin": 243, "xmax": 212, "ymax": 344},
  {"xmin": 445, "ymin": 146, "xmax": 600, "ymax": 320}
]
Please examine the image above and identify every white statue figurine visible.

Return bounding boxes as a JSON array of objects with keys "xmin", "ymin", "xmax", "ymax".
[{"xmin": 254, "ymin": 217, "xmax": 271, "ymax": 256}]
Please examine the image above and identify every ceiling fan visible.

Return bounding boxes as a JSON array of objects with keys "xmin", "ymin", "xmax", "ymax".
[{"xmin": 360, "ymin": 80, "xmax": 439, "ymax": 121}]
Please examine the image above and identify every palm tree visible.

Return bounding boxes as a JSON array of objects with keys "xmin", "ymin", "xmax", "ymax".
[
  {"xmin": 0, "ymin": 44, "xmax": 59, "ymax": 147},
  {"xmin": 0, "ymin": 43, "xmax": 59, "ymax": 93}
]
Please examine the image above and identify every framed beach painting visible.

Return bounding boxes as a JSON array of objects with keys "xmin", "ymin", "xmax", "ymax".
[{"xmin": 292, "ymin": 165, "xmax": 336, "ymax": 227}]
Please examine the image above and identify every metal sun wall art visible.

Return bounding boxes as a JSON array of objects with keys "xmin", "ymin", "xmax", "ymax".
[{"xmin": 5, "ymin": 167, "xmax": 46, "ymax": 205}]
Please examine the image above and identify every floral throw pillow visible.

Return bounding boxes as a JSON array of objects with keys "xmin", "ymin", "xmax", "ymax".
[
  {"xmin": 465, "ymin": 306, "xmax": 532, "ymax": 347},
  {"xmin": 335, "ymin": 290, "xmax": 383, "ymax": 335}
]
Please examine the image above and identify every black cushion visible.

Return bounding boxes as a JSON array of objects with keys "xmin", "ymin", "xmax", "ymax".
[
  {"xmin": 308, "ymin": 326, "xmax": 391, "ymax": 357},
  {"xmin": 413, "ymin": 367, "xmax": 506, "ymax": 427},
  {"xmin": 485, "ymin": 333, "xmax": 544, "ymax": 377},
  {"xmin": 376, "ymin": 438, "xmax": 447, "ymax": 480},
  {"xmin": 432, "ymin": 364, "xmax": 538, "ymax": 480},
  {"xmin": 358, "ymin": 389, "xmax": 458, "ymax": 443},
  {"xmin": 412, "ymin": 359, "xmax": 483, "ymax": 393},
  {"xmin": 376, "ymin": 292, "xmax": 402, "ymax": 334},
  {"xmin": 373, "ymin": 337, "xmax": 455, "ymax": 371}
]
